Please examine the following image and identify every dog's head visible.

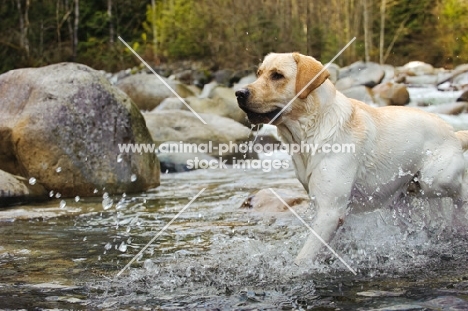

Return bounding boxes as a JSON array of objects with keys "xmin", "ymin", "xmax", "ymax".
[{"xmin": 236, "ymin": 53, "xmax": 329, "ymax": 125}]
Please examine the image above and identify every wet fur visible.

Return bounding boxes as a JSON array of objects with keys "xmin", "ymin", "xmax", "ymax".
[{"xmin": 238, "ymin": 52, "xmax": 468, "ymax": 265}]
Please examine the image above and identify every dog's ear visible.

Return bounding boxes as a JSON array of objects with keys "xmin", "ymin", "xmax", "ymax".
[{"xmin": 293, "ymin": 53, "xmax": 330, "ymax": 99}]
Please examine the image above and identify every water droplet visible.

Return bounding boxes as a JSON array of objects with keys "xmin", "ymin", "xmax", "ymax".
[
  {"xmin": 116, "ymin": 199, "xmax": 126, "ymax": 210},
  {"xmin": 118, "ymin": 242, "xmax": 127, "ymax": 252},
  {"xmin": 83, "ymin": 237, "xmax": 87, "ymax": 241},
  {"xmin": 56, "ymin": 167, "xmax": 62, "ymax": 173},
  {"xmin": 104, "ymin": 242, "xmax": 112, "ymax": 250},
  {"xmin": 49, "ymin": 191, "xmax": 54, "ymax": 197},
  {"xmin": 93, "ymin": 189, "xmax": 98, "ymax": 194},
  {"xmin": 55, "ymin": 192, "xmax": 61, "ymax": 198},
  {"xmin": 59, "ymin": 200, "xmax": 66, "ymax": 209},
  {"xmin": 102, "ymin": 193, "xmax": 113, "ymax": 210},
  {"xmin": 28, "ymin": 177, "xmax": 36, "ymax": 185},
  {"xmin": 75, "ymin": 196, "xmax": 80, "ymax": 202},
  {"xmin": 130, "ymin": 174, "xmax": 137, "ymax": 182},
  {"xmin": 117, "ymin": 154, "xmax": 123, "ymax": 163},
  {"xmin": 143, "ymin": 259, "xmax": 154, "ymax": 270}
]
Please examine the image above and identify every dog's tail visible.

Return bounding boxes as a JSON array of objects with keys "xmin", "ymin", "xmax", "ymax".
[{"xmin": 456, "ymin": 130, "xmax": 468, "ymax": 150}]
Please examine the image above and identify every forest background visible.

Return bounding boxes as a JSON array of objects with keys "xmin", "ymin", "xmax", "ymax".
[{"xmin": 1, "ymin": 0, "xmax": 467, "ymax": 75}]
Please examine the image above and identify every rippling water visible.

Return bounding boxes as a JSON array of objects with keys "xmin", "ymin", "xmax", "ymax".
[{"xmin": 1, "ymin": 152, "xmax": 468, "ymax": 310}]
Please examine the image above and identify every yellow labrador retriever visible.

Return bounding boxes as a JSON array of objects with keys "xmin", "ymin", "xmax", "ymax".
[{"xmin": 236, "ymin": 52, "xmax": 468, "ymax": 265}]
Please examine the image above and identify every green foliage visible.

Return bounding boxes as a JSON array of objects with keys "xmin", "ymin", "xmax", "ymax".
[
  {"xmin": 438, "ymin": 0, "xmax": 468, "ymax": 66},
  {"xmin": 0, "ymin": 0, "xmax": 467, "ymax": 74}
]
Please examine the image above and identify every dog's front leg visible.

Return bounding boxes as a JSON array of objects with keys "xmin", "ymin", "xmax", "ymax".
[
  {"xmin": 294, "ymin": 197, "xmax": 348, "ymax": 265},
  {"xmin": 294, "ymin": 160, "xmax": 355, "ymax": 266}
]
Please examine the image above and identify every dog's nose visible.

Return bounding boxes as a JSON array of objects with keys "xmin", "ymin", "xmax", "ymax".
[{"xmin": 235, "ymin": 88, "xmax": 250, "ymax": 107}]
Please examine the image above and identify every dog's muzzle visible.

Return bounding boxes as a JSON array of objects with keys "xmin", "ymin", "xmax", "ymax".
[
  {"xmin": 235, "ymin": 88, "xmax": 250, "ymax": 109},
  {"xmin": 235, "ymin": 88, "xmax": 283, "ymax": 125}
]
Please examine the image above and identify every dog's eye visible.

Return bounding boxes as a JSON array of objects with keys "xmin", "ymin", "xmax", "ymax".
[{"xmin": 271, "ymin": 72, "xmax": 284, "ymax": 80}]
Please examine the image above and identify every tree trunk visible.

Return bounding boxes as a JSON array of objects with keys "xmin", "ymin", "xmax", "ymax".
[
  {"xmin": 73, "ymin": 0, "xmax": 79, "ymax": 61},
  {"xmin": 108, "ymin": 0, "xmax": 114, "ymax": 44},
  {"xmin": 56, "ymin": 0, "xmax": 62, "ymax": 57},
  {"xmin": 65, "ymin": 0, "xmax": 73, "ymax": 53},
  {"xmin": 151, "ymin": 0, "xmax": 157, "ymax": 52},
  {"xmin": 363, "ymin": 0, "xmax": 370, "ymax": 62},
  {"xmin": 379, "ymin": 0, "xmax": 386, "ymax": 64},
  {"xmin": 16, "ymin": 0, "xmax": 30, "ymax": 57}
]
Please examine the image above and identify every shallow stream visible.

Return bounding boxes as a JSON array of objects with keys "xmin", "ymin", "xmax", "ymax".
[{"xmin": 1, "ymin": 151, "xmax": 468, "ymax": 310}]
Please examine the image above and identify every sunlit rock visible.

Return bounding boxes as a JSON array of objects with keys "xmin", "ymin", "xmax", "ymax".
[
  {"xmin": 116, "ymin": 73, "xmax": 194, "ymax": 111},
  {"xmin": 144, "ymin": 111, "xmax": 257, "ymax": 163},
  {"xmin": 0, "ymin": 169, "xmax": 47, "ymax": 207},
  {"xmin": 0, "ymin": 63, "xmax": 160, "ymax": 197},
  {"xmin": 373, "ymin": 82, "xmax": 410, "ymax": 106},
  {"xmin": 400, "ymin": 61, "xmax": 434, "ymax": 76}
]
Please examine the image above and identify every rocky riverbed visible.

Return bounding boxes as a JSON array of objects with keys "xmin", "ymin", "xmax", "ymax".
[{"xmin": 1, "ymin": 58, "xmax": 468, "ymax": 309}]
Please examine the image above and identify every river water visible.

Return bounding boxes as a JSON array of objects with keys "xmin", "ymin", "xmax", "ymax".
[{"xmin": 1, "ymin": 150, "xmax": 468, "ymax": 310}]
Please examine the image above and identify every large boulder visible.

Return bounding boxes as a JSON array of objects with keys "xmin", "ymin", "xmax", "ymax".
[
  {"xmin": 337, "ymin": 61, "xmax": 385, "ymax": 88},
  {"xmin": 116, "ymin": 73, "xmax": 195, "ymax": 111},
  {"xmin": 0, "ymin": 169, "xmax": 47, "ymax": 207},
  {"xmin": 143, "ymin": 110, "xmax": 256, "ymax": 163},
  {"xmin": 153, "ymin": 86, "xmax": 249, "ymax": 126},
  {"xmin": 0, "ymin": 63, "xmax": 160, "ymax": 197}
]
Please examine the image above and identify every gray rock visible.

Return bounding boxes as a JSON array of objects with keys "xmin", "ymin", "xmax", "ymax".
[
  {"xmin": 338, "ymin": 61, "xmax": 385, "ymax": 87},
  {"xmin": 335, "ymin": 76, "xmax": 355, "ymax": 91},
  {"xmin": 405, "ymin": 75, "xmax": 438, "ymax": 85},
  {"xmin": 419, "ymin": 102, "xmax": 468, "ymax": 115},
  {"xmin": 154, "ymin": 88, "xmax": 249, "ymax": 125},
  {"xmin": 154, "ymin": 97, "xmax": 189, "ymax": 111},
  {"xmin": 230, "ymin": 70, "xmax": 253, "ymax": 85},
  {"xmin": 204, "ymin": 86, "xmax": 249, "ymax": 125},
  {"xmin": 0, "ymin": 170, "xmax": 47, "ymax": 207},
  {"xmin": 116, "ymin": 73, "xmax": 195, "ymax": 110},
  {"xmin": 0, "ymin": 63, "xmax": 160, "ymax": 197},
  {"xmin": 214, "ymin": 69, "xmax": 234, "ymax": 86},
  {"xmin": 381, "ymin": 64, "xmax": 396, "ymax": 83},
  {"xmin": 199, "ymin": 81, "xmax": 218, "ymax": 98},
  {"xmin": 341, "ymin": 86, "xmax": 375, "ymax": 104},
  {"xmin": 234, "ymin": 73, "xmax": 257, "ymax": 89},
  {"xmin": 454, "ymin": 72, "xmax": 468, "ymax": 86},
  {"xmin": 326, "ymin": 63, "xmax": 340, "ymax": 84},
  {"xmin": 144, "ymin": 111, "xmax": 256, "ymax": 163}
]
